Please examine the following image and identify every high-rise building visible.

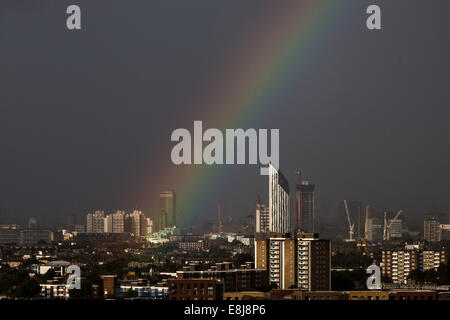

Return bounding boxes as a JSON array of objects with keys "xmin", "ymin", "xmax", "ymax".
[
  {"xmin": 256, "ymin": 203, "xmax": 270, "ymax": 233},
  {"xmin": 86, "ymin": 210, "xmax": 105, "ymax": 233},
  {"xmin": 366, "ymin": 217, "xmax": 383, "ymax": 241},
  {"xmin": 255, "ymin": 232, "xmax": 330, "ymax": 291},
  {"xmin": 296, "ymin": 233, "xmax": 330, "ymax": 291},
  {"xmin": 146, "ymin": 218, "xmax": 153, "ymax": 235},
  {"xmin": 424, "ymin": 215, "xmax": 441, "ymax": 242},
  {"xmin": 104, "ymin": 211, "xmax": 125, "ymax": 233},
  {"xmin": 268, "ymin": 164, "xmax": 290, "ymax": 233},
  {"xmin": 296, "ymin": 181, "xmax": 315, "ymax": 233},
  {"xmin": 160, "ymin": 191, "xmax": 176, "ymax": 230},
  {"xmin": 268, "ymin": 233, "xmax": 296, "ymax": 289},
  {"xmin": 125, "ymin": 210, "xmax": 147, "ymax": 236}
]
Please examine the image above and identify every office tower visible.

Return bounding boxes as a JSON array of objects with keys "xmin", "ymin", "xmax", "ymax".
[
  {"xmin": 256, "ymin": 203, "xmax": 270, "ymax": 233},
  {"xmin": 86, "ymin": 210, "xmax": 105, "ymax": 233},
  {"xmin": 424, "ymin": 215, "xmax": 441, "ymax": 242},
  {"xmin": 125, "ymin": 210, "xmax": 146, "ymax": 236},
  {"xmin": 297, "ymin": 233, "xmax": 331, "ymax": 291},
  {"xmin": 268, "ymin": 164, "xmax": 290, "ymax": 233},
  {"xmin": 160, "ymin": 191, "xmax": 176, "ymax": 230},
  {"xmin": 104, "ymin": 210, "xmax": 125, "ymax": 233},
  {"xmin": 366, "ymin": 217, "xmax": 383, "ymax": 241},
  {"xmin": 296, "ymin": 181, "xmax": 315, "ymax": 233}
]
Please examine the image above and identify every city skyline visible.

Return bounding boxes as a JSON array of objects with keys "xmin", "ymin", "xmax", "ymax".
[{"xmin": 1, "ymin": 1, "xmax": 449, "ymax": 228}]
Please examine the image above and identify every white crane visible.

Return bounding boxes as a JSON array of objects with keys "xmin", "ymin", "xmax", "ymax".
[
  {"xmin": 383, "ymin": 210, "xmax": 403, "ymax": 240},
  {"xmin": 344, "ymin": 200, "xmax": 355, "ymax": 242}
]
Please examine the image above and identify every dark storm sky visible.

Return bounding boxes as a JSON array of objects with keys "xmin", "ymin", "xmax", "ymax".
[{"xmin": 0, "ymin": 0, "xmax": 449, "ymax": 227}]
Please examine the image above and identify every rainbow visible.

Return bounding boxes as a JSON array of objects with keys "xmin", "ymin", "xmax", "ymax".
[{"xmin": 153, "ymin": 0, "xmax": 349, "ymax": 226}]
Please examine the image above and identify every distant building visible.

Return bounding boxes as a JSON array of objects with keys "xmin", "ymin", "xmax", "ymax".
[
  {"xmin": 125, "ymin": 210, "xmax": 147, "ymax": 236},
  {"xmin": 28, "ymin": 217, "xmax": 38, "ymax": 229},
  {"xmin": 86, "ymin": 210, "xmax": 105, "ymax": 233},
  {"xmin": 387, "ymin": 213, "xmax": 404, "ymax": 239},
  {"xmin": 422, "ymin": 250, "xmax": 447, "ymax": 271},
  {"xmin": 146, "ymin": 218, "xmax": 153, "ymax": 235},
  {"xmin": 366, "ymin": 217, "xmax": 383, "ymax": 241},
  {"xmin": 178, "ymin": 240, "xmax": 207, "ymax": 252},
  {"xmin": 73, "ymin": 224, "xmax": 85, "ymax": 233},
  {"xmin": 296, "ymin": 180, "xmax": 315, "ymax": 233},
  {"xmin": 160, "ymin": 191, "xmax": 176, "ymax": 230},
  {"xmin": 176, "ymin": 262, "xmax": 268, "ymax": 292},
  {"xmin": 255, "ymin": 203, "xmax": 269, "ymax": 233},
  {"xmin": 382, "ymin": 249, "xmax": 447, "ymax": 284},
  {"xmin": 19, "ymin": 228, "xmax": 52, "ymax": 245},
  {"xmin": 104, "ymin": 210, "xmax": 125, "ymax": 233},
  {"xmin": 0, "ymin": 224, "xmax": 20, "ymax": 244},
  {"xmin": 168, "ymin": 278, "xmax": 223, "ymax": 300},
  {"xmin": 268, "ymin": 164, "xmax": 290, "ymax": 233},
  {"xmin": 118, "ymin": 284, "xmax": 168, "ymax": 299},
  {"xmin": 424, "ymin": 216, "xmax": 441, "ymax": 242}
]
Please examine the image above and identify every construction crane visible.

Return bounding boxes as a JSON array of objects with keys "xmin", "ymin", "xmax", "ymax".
[
  {"xmin": 383, "ymin": 210, "xmax": 403, "ymax": 240},
  {"xmin": 344, "ymin": 200, "xmax": 355, "ymax": 242}
]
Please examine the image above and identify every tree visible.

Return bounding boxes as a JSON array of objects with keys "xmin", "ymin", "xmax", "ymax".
[
  {"xmin": 233, "ymin": 254, "xmax": 253, "ymax": 267},
  {"xmin": 122, "ymin": 288, "xmax": 138, "ymax": 299},
  {"xmin": 11, "ymin": 278, "xmax": 41, "ymax": 299}
]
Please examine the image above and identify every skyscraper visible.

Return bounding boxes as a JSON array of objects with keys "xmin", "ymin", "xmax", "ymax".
[
  {"xmin": 296, "ymin": 180, "xmax": 315, "ymax": 233},
  {"xmin": 160, "ymin": 191, "xmax": 176, "ymax": 230},
  {"xmin": 424, "ymin": 215, "xmax": 441, "ymax": 242},
  {"xmin": 268, "ymin": 164, "xmax": 290, "ymax": 233}
]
